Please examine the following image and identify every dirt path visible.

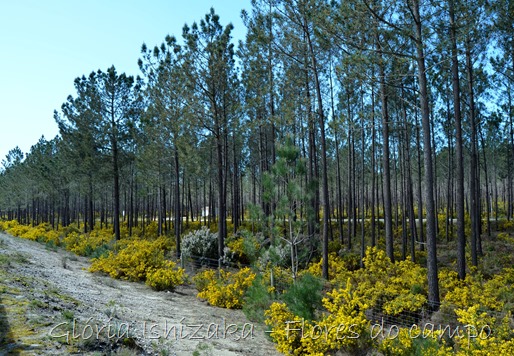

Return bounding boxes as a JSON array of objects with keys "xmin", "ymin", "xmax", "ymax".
[{"xmin": 0, "ymin": 232, "xmax": 280, "ymax": 355}]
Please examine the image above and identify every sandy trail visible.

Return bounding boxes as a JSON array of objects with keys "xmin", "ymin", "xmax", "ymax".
[{"xmin": 0, "ymin": 232, "xmax": 279, "ymax": 355}]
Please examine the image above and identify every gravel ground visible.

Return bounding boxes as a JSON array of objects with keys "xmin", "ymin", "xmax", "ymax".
[{"xmin": 0, "ymin": 232, "xmax": 280, "ymax": 356}]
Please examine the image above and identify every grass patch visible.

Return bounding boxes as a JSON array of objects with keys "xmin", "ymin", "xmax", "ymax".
[
  {"xmin": 61, "ymin": 309, "xmax": 74, "ymax": 321},
  {"xmin": 0, "ymin": 254, "xmax": 9, "ymax": 266},
  {"xmin": 0, "ymin": 252, "xmax": 29, "ymax": 267},
  {"xmin": 44, "ymin": 239, "xmax": 58, "ymax": 251},
  {"xmin": 192, "ymin": 342, "xmax": 211, "ymax": 356},
  {"xmin": 44, "ymin": 287, "xmax": 80, "ymax": 306},
  {"xmin": 29, "ymin": 299, "xmax": 49, "ymax": 310}
]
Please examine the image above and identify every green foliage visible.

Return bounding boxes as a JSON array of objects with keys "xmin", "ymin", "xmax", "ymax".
[
  {"xmin": 282, "ymin": 273, "xmax": 323, "ymax": 321},
  {"xmin": 243, "ymin": 275, "xmax": 274, "ymax": 323}
]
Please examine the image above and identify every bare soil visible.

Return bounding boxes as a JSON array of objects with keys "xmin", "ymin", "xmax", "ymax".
[{"xmin": 0, "ymin": 232, "xmax": 280, "ymax": 356}]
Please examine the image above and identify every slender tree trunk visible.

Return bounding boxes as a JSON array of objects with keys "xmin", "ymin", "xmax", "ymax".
[
  {"xmin": 361, "ymin": 93, "xmax": 366, "ymax": 268},
  {"xmin": 347, "ymin": 121, "xmax": 353, "ymax": 251},
  {"xmin": 377, "ymin": 37, "xmax": 394, "ymax": 262},
  {"xmin": 466, "ymin": 38, "xmax": 479, "ymax": 265},
  {"xmin": 305, "ymin": 25, "xmax": 330, "ymax": 280},
  {"xmin": 412, "ymin": 0, "xmax": 440, "ymax": 307},
  {"xmin": 89, "ymin": 176, "xmax": 94, "ymax": 232},
  {"xmin": 112, "ymin": 132, "xmax": 121, "ymax": 241},
  {"xmin": 449, "ymin": 0, "xmax": 467, "ymax": 279},
  {"xmin": 216, "ymin": 125, "xmax": 225, "ymax": 259},
  {"xmin": 330, "ymin": 60, "xmax": 344, "ymax": 245},
  {"xmin": 371, "ymin": 83, "xmax": 377, "ymax": 247},
  {"xmin": 479, "ymin": 125, "xmax": 492, "ymax": 238},
  {"xmin": 416, "ymin": 113, "xmax": 424, "ymax": 250},
  {"xmin": 174, "ymin": 146, "xmax": 181, "ymax": 258},
  {"xmin": 401, "ymin": 86, "xmax": 417, "ymax": 262}
]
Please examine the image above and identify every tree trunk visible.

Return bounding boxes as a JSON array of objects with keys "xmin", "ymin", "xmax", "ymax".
[
  {"xmin": 412, "ymin": 0, "xmax": 440, "ymax": 308},
  {"xmin": 466, "ymin": 38, "xmax": 479, "ymax": 266},
  {"xmin": 305, "ymin": 25, "xmax": 330, "ymax": 280},
  {"xmin": 174, "ymin": 146, "xmax": 181, "ymax": 258},
  {"xmin": 377, "ymin": 37, "xmax": 394, "ymax": 262},
  {"xmin": 449, "ymin": 0, "xmax": 466, "ymax": 279}
]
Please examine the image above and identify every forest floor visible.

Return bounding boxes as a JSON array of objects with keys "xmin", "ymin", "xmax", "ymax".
[{"xmin": 0, "ymin": 232, "xmax": 280, "ymax": 356}]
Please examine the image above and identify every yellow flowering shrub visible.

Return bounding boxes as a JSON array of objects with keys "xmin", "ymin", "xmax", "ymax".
[
  {"xmin": 497, "ymin": 232, "xmax": 514, "ymax": 244},
  {"xmin": 224, "ymin": 236, "xmax": 256, "ymax": 265},
  {"xmin": 1, "ymin": 220, "xmax": 61, "ymax": 246},
  {"xmin": 305, "ymin": 281, "xmax": 370, "ymax": 354},
  {"xmin": 26, "ymin": 223, "xmax": 61, "ymax": 245},
  {"xmin": 227, "ymin": 237, "xmax": 245, "ymax": 258},
  {"xmin": 264, "ymin": 280, "xmax": 370, "ymax": 355},
  {"xmin": 451, "ymin": 305, "xmax": 514, "ymax": 355},
  {"xmin": 497, "ymin": 219, "xmax": 514, "ymax": 231},
  {"xmin": 194, "ymin": 267, "xmax": 256, "ymax": 309},
  {"xmin": 305, "ymin": 252, "xmax": 353, "ymax": 283},
  {"xmin": 4, "ymin": 221, "xmax": 30, "ymax": 237},
  {"xmin": 264, "ymin": 302, "xmax": 305, "ymax": 355},
  {"xmin": 262, "ymin": 264, "xmax": 294, "ymax": 294},
  {"xmin": 440, "ymin": 268, "xmax": 505, "ymax": 311},
  {"xmin": 377, "ymin": 327, "xmax": 455, "ymax": 356},
  {"xmin": 63, "ymin": 228, "xmax": 113, "ymax": 256},
  {"xmin": 0, "ymin": 219, "xmax": 19, "ymax": 231},
  {"xmin": 89, "ymin": 237, "xmax": 184, "ymax": 291},
  {"xmin": 351, "ymin": 247, "xmax": 427, "ymax": 316},
  {"xmin": 193, "ymin": 269, "xmax": 216, "ymax": 293},
  {"xmin": 378, "ymin": 328, "xmax": 414, "ymax": 356},
  {"xmin": 142, "ymin": 221, "xmax": 160, "ymax": 239},
  {"xmin": 145, "ymin": 260, "xmax": 186, "ymax": 291}
]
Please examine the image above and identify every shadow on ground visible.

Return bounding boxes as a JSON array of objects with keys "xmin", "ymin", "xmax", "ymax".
[{"xmin": 0, "ymin": 299, "xmax": 20, "ymax": 355}]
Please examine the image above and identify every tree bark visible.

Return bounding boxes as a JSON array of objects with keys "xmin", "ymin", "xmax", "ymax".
[{"xmin": 412, "ymin": 0, "xmax": 440, "ymax": 308}]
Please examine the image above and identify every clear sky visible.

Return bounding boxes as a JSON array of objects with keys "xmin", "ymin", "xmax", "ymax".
[{"xmin": 0, "ymin": 0, "xmax": 251, "ymax": 162}]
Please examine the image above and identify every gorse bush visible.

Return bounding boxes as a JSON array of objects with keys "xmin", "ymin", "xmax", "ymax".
[
  {"xmin": 0, "ymin": 220, "xmax": 19, "ymax": 231},
  {"xmin": 193, "ymin": 267, "xmax": 256, "ymax": 309},
  {"xmin": 223, "ymin": 233, "xmax": 258, "ymax": 265},
  {"xmin": 89, "ymin": 237, "xmax": 185, "ymax": 291},
  {"xmin": 438, "ymin": 305, "xmax": 514, "ymax": 355},
  {"xmin": 352, "ymin": 247, "xmax": 428, "ymax": 316},
  {"xmin": 263, "ymin": 245, "xmax": 514, "ymax": 355},
  {"xmin": 145, "ymin": 260, "xmax": 186, "ymax": 291},
  {"xmin": 306, "ymin": 252, "xmax": 353, "ymax": 282},
  {"xmin": 63, "ymin": 228, "xmax": 113, "ymax": 257},
  {"xmin": 0, "ymin": 220, "xmax": 61, "ymax": 246},
  {"xmin": 265, "ymin": 279, "xmax": 370, "ymax": 355},
  {"xmin": 439, "ymin": 267, "xmax": 514, "ymax": 312},
  {"xmin": 90, "ymin": 238, "xmax": 164, "ymax": 281}
]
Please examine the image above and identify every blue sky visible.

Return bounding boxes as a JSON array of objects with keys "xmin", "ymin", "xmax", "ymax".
[{"xmin": 0, "ymin": 0, "xmax": 251, "ymax": 162}]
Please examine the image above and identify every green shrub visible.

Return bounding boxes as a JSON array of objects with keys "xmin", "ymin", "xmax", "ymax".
[
  {"xmin": 282, "ymin": 273, "xmax": 323, "ymax": 320},
  {"xmin": 243, "ymin": 275, "xmax": 274, "ymax": 323}
]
